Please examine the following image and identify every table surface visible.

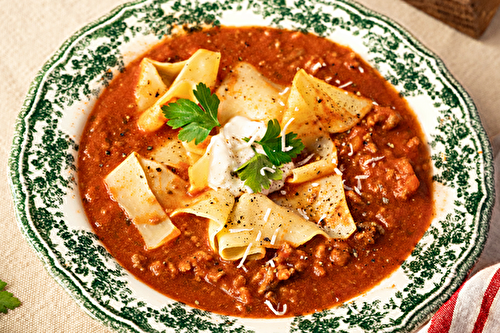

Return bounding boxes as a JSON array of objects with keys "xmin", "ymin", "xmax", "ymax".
[{"xmin": 1, "ymin": 1, "xmax": 499, "ymax": 332}]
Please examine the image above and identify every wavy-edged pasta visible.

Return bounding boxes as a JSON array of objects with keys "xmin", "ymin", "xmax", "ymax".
[
  {"xmin": 282, "ymin": 69, "xmax": 372, "ymax": 134},
  {"xmin": 272, "ymin": 174, "xmax": 356, "ymax": 239},
  {"xmin": 172, "ymin": 189, "xmax": 235, "ymax": 251},
  {"xmin": 217, "ymin": 193, "xmax": 328, "ymax": 261},
  {"xmin": 216, "ymin": 62, "xmax": 287, "ymax": 125},
  {"xmin": 103, "ymin": 153, "xmax": 180, "ymax": 249},
  {"xmin": 137, "ymin": 49, "xmax": 221, "ymax": 132}
]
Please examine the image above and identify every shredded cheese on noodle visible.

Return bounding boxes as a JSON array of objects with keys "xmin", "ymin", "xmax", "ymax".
[
  {"xmin": 237, "ymin": 242, "xmax": 253, "ymax": 269},
  {"xmin": 263, "ymin": 208, "xmax": 272, "ymax": 223},
  {"xmin": 281, "ymin": 117, "xmax": 295, "ymax": 152}
]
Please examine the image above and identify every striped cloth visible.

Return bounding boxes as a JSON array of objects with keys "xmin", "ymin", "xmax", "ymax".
[{"xmin": 418, "ymin": 263, "xmax": 500, "ymax": 333}]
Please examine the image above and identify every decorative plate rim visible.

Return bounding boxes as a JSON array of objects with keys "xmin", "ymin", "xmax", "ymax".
[{"xmin": 8, "ymin": 0, "xmax": 495, "ymax": 332}]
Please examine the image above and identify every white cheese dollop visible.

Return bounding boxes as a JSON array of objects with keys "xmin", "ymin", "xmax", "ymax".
[{"xmin": 206, "ymin": 116, "xmax": 292, "ymax": 196}]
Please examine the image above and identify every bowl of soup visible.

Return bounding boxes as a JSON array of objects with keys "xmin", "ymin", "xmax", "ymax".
[{"xmin": 9, "ymin": 0, "xmax": 494, "ymax": 332}]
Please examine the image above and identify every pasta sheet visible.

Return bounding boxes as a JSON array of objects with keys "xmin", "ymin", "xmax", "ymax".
[
  {"xmin": 136, "ymin": 49, "xmax": 221, "ymax": 132},
  {"xmin": 216, "ymin": 62, "xmax": 287, "ymax": 125},
  {"xmin": 217, "ymin": 193, "xmax": 327, "ymax": 261},
  {"xmin": 104, "ymin": 153, "xmax": 181, "ymax": 249},
  {"xmin": 273, "ymin": 174, "xmax": 356, "ymax": 239}
]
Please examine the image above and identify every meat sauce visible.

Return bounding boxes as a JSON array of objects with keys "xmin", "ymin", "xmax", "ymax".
[{"xmin": 78, "ymin": 26, "xmax": 434, "ymax": 318}]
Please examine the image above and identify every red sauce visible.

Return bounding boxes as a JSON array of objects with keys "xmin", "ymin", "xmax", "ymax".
[{"xmin": 78, "ymin": 26, "xmax": 433, "ymax": 318}]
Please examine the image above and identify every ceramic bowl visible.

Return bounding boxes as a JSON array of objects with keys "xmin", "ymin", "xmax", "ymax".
[{"xmin": 9, "ymin": 0, "xmax": 495, "ymax": 332}]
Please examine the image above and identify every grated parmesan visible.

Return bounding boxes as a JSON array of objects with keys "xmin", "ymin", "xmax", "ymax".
[
  {"xmin": 229, "ymin": 228, "xmax": 254, "ymax": 233},
  {"xmin": 348, "ymin": 143, "xmax": 354, "ymax": 156},
  {"xmin": 343, "ymin": 180, "xmax": 353, "ymax": 191},
  {"xmin": 260, "ymin": 166, "xmax": 276, "ymax": 176},
  {"xmin": 297, "ymin": 208, "xmax": 310, "ymax": 220},
  {"xmin": 363, "ymin": 156, "xmax": 385, "ymax": 166},
  {"xmin": 334, "ymin": 168, "xmax": 343, "ymax": 176},
  {"xmin": 279, "ymin": 86, "xmax": 290, "ymax": 95},
  {"xmin": 281, "ymin": 117, "xmax": 295, "ymax": 152},
  {"xmin": 237, "ymin": 242, "xmax": 253, "ymax": 269},
  {"xmin": 297, "ymin": 153, "xmax": 315, "ymax": 166},
  {"xmin": 266, "ymin": 257, "xmax": 276, "ymax": 267},
  {"xmin": 263, "ymin": 208, "xmax": 272, "ymax": 222},
  {"xmin": 354, "ymin": 186, "xmax": 362, "ymax": 196},
  {"xmin": 255, "ymin": 230, "xmax": 262, "ymax": 242},
  {"xmin": 264, "ymin": 300, "xmax": 287, "ymax": 316},
  {"xmin": 338, "ymin": 81, "xmax": 353, "ymax": 89},
  {"xmin": 270, "ymin": 227, "xmax": 281, "ymax": 245}
]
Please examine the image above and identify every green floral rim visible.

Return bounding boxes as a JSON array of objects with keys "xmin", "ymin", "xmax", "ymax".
[{"xmin": 8, "ymin": 0, "xmax": 495, "ymax": 332}]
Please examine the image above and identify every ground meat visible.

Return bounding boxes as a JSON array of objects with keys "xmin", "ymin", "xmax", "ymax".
[
  {"xmin": 178, "ymin": 260, "xmax": 192, "ymax": 273},
  {"xmin": 313, "ymin": 263, "xmax": 326, "ymax": 277},
  {"xmin": 149, "ymin": 260, "xmax": 164, "ymax": 276},
  {"xmin": 354, "ymin": 224, "xmax": 380, "ymax": 247},
  {"xmin": 328, "ymin": 242, "xmax": 351, "ymax": 267},
  {"xmin": 131, "ymin": 253, "xmax": 146, "ymax": 271},
  {"xmin": 206, "ymin": 268, "xmax": 225, "ymax": 283},
  {"xmin": 392, "ymin": 158, "xmax": 420, "ymax": 200},
  {"xmin": 366, "ymin": 105, "xmax": 401, "ymax": 130},
  {"xmin": 343, "ymin": 52, "xmax": 360, "ymax": 70},
  {"xmin": 253, "ymin": 266, "xmax": 278, "ymax": 295}
]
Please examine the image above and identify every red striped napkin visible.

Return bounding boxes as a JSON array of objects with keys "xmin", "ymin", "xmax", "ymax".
[{"xmin": 417, "ymin": 263, "xmax": 500, "ymax": 333}]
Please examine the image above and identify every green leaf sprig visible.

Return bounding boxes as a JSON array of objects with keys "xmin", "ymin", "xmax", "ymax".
[
  {"xmin": 236, "ymin": 153, "xmax": 283, "ymax": 193},
  {"xmin": 252, "ymin": 119, "xmax": 305, "ymax": 165},
  {"xmin": 236, "ymin": 119, "xmax": 305, "ymax": 192},
  {"xmin": 162, "ymin": 83, "xmax": 305, "ymax": 193},
  {"xmin": 161, "ymin": 82, "xmax": 220, "ymax": 145},
  {"xmin": 0, "ymin": 279, "xmax": 21, "ymax": 314}
]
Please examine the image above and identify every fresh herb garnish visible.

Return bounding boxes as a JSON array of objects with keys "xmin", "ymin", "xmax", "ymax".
[
  {"xmin": 235, "ymin": 153, "xmax": 283, "ymax": 193},
  {"xmin": 252, "ymin": 119, "xmax": 305, "ymax": 166},
  {"xmin": 163, "ymin": 83, "xmax": 305, "ymax": 193},
  {"xmin": 0, "ymin": 279, "xmax": 21, "ymax": 314},
  {"xmin": 162, "ymin": 82, "xmax": 220, "ymax": 145},
  {"xmin": 237, "ymin": 120, "xmax": 305, "ymax": 192}
]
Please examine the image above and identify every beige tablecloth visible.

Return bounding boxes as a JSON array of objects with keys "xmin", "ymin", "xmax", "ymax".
[{"xmin": 1, "ymin": 1, "xmax": 499, "ymax": 332}]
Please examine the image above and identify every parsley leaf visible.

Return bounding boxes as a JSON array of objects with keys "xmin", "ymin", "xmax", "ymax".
[
  {"xmin": 236, "ymin": 153, "xmax": 283, "ymax": 193},
  {"xmin": 162, "ymin": 83, "xmax": 220, "ymax": 145},
  {"xmin": 0, "ymin": 279, "xmax": 21, "ymax": 314},
  {"xmin": 253, "ymin": 119, "xmax": 305, "ymax": 166}
]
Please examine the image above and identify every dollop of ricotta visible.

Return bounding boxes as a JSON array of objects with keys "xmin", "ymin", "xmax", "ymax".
[{"xmin": 206, "ymin": 116, "xmax": 292, "ymax": 196}]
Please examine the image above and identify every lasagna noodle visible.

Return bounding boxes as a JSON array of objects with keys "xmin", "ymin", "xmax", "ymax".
[
  {"xmin": 146, "ymin": 137, "xmax": 190, "ymax": 170},
  {"xmin": 172, "ymin": 189, "xmax": 235, "ymax": 251},
  {"xmin": 273, "ymin": 174, "xmax": 356, "ymax": 238},
  {"xmin": 216, "ymin": 62, "xmax": 287, "ymax": 125},
  {"xmin": 289, "ymin": 135, "xmax": 338, "ymax": 183},
  {"xmin": 137, "ymin": 156, "xmax": 190, "ymax": 214},
  {"xmin": 104, "ymin": 153, "xmax": 180, "ymax": 249},
  {"xmin": 283, "ymin": 69, "xmax": 372, "ymax": 134},
  {"xmin": 217, "ymin": 193, "xmax": 328, "ymax": 261},
  {"xmin": 282, "ymin": 69, "xmax": 371, "ymax": 183},
  {"xmin": 137, "ymin": 49, "xmax": 221, "ymax": 132},
  {"xmin": 181, "ymin": 135, "xmax": 211, "ymax": 165}
]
